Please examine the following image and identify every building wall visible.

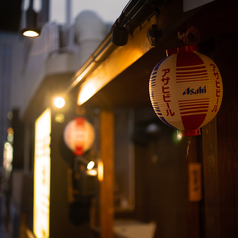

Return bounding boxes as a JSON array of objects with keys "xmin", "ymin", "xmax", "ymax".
[
  {"xmin": 0, "ymin": 33, "xmax": 23, "ymax": 166},
  {"xmin": 19, "ymin": 10, "xmax": 108, "ymax": 120}
]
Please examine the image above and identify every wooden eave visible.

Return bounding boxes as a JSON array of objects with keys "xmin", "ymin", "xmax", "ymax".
[{"xmin": 71, "ymin": 0, "xmax": 238, "ymax": 109}]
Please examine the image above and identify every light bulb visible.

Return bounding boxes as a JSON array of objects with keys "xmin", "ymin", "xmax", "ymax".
[
  {"xmin": 54, "ymin": 97, "xmax": 65, "ymax": 108},
  {"xmin": 23, "ymin": 30, "xmax": 40, "ymax": 37},
  {"xmin": 87, "ymin": 161, "xmax": 95, "ymax": 170}
]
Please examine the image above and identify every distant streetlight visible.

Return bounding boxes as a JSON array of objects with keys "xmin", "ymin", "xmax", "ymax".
[{"xmin": 53, "ymin": 97, "xmax": 65, "ymax": 108}]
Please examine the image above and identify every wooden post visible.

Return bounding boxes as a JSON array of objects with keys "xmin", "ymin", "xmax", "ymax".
[
  {"xmin": 202, "ymin": 36, "xmax": 238, "ymax": 238},
  {"xmin": 215, "ymin": 37, "xmax": 238, "ymax": 238},
  {"xmin": 99, "ymin": 110, "xmax": 114, "ymax": 238},
  {"xmin": 202, "ymin": 119, "xmax": 220, "ymax": 238},
  {"xmin": 187, "ymin": 136, "xmax": 201, "ymax": 238}
]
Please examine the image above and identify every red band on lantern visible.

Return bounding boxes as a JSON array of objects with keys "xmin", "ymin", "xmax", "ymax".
[
  {"xmin": 166, "ymin": 45, "xmax": 197, "ymax": 56},
  {"xmin": 181, "ymin": 129, "xmax": 201, "ymax": 137},
  {"xmin": 74, "ymin": 145, "xmax": 84, "ymax": 155},
  {"xmin": 74, "ymin": 117, "xmax": 85, "ymax": 155},
  {"xmin": 63, "ymin": 118, "xmax": 95, "ymax": 154},
  {"xmin": 75, "ymin": 117, "xmax": 85, "ymax": 126}
]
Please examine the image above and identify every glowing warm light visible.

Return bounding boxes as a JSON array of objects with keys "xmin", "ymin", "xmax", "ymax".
[
  {"xmin": 98, "ymin": 161, "xmax": 104, "ymax": 182},
  {"xmin": 77, "ymin": 49, "xmax": 144, "ymax": 106},
  {"xmin": 78, "ymin": 81, "xmax": 97, "ymax": 105},
  {"xmin": 173, "ymin": 130, "xmax": 183, "ymax": 143},
  {"xmin": 7, "ymin": 127, "xmax": 14, "ymax": 135},
  {"xmin": 7, "ymin": 127, "xmax": 14, "ymax": 143},
  {"xmin": 23, "ymin": 30, "xmax": 40, "ymax": 37},
  {"xmin": 86, "ymin": 169, "xmax": 97, "ymax": 176},
  {"xmin": 177, "ymin": 131, "xmax": 183, "ymax": 140},
  {"xmin": 34, "ymin": 108, "xmax": 51, "ymax": 238},
  {"xmin": 54, "ymin": 97, "xmax": 65, "ymax": 108},
  {"xmin": 87, "ymin": 161, "xmax": 95, "ymax": 170},
  {"xmin": 63, "ymin": 118, "xmax": 95, "ymax": 155},
  {"xmin": 3, "ymin": 142, "xmax": 13, "ymax": 172},
  {"xmin": 4, "ymin": 142, "xmax": 11, "ymax": 150}
]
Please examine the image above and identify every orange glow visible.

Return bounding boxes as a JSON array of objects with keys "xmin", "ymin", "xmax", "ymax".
[
  {"xmin": 98, "ymin": 161, "xmax": 104, "ymax": 182},
  {"xmin": 78, "ymin": 81, "xmax": 97, "ymax": 105},
  {"xmin": 177, "ymin": 131, "xmax": 183, "ymax": 140},
  {"xmin": 77, "ymin": 49, "xmax": 144, "ymax": 105},
  {"xmin": 7, "ymin": 127, "xmax": 14, "ymax": 135},
  {"xmin": 75, "ymin": 17, "xmax": 155, "ymax": 106},
  {"xmin": 86, "ymin": 169, "xmax": 97, "ymax": 176}
]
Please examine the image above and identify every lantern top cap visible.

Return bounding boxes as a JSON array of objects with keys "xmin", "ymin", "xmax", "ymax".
[{"xmin": 166, "ymin": 45, "xmax": 197, "ymax": 56}]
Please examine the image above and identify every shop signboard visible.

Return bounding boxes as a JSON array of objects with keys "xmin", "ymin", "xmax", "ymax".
[{"xmin": 33, "ymin": 108, "xmax": 51, "ymax": 238}]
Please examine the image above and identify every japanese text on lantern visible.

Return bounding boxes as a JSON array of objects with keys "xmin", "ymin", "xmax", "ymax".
[
  {"xmin": 161, "ymin": 68, "xmax": 175, "ymax": 116},
  {"xmin": 210, "ymin": 64, "xmax": 221, "ymax": 113}
]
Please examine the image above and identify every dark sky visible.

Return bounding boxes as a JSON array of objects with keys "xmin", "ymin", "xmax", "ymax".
[{"xmin": 0, "ymin": 0, "xmax": 23, "ymax": 33}]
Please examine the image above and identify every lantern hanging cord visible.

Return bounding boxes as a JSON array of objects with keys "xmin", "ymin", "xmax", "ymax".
[
  {"xmin": 178, "ymin": 26, "xmax": 200, "ymax": 45},
  {"xmin": 186, "ymin": 137, "xmax": 192, "ymax": 158}
]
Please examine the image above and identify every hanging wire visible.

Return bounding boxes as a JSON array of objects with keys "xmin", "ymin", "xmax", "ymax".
[
  {"xmin": 186, "ymin": 137, "xmax": 192, "ymax": 158},
  {"xmin": 178, "ymin": 26, "xmax": 200, "ymax": 45}
]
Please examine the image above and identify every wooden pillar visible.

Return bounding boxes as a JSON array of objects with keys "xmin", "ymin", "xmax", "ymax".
[
  {"xmin": 99, "ymin": 110, "xmax": 114, "ymax": 238},
  {"xmin": 202, "ymin": 119, "xmax": 220, "ymax": 238},
  {"xmin": 202, "ymin": 36, "xmax": 238, "ymax": 238},
  {"xmin": 215, "ymin": 37, "xmax": 238, "ymax": 238}
]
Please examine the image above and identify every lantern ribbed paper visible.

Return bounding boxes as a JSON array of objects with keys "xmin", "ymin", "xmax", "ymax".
[
  {"xmin": 149, "ymin": 45, "xmax": 223, "ymax": 136},
  {"xmin": 64, "ymin": 117, "xmax": 95, "ymax": 155}
]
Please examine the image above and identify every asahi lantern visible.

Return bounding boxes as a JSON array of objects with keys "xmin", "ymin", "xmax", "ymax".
[
  {"xmin": 149, "ymin": 45, "xmax": 223, "ymax": 136},
  {"xmin": 64, "ymin": 117, "xmax": 95, "ymax": 155}
]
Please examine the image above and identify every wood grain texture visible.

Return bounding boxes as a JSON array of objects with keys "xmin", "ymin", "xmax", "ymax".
[
  {"xmin": 99, "ymin": 110, "xmax": 114, "ymax": 238},
  {"xmin": 202, "ymin": 118, "xmax": 220, "ymax": 238},
  {"xmin": 215, "ymin": 37, "xmax": 238, "ymax": 238}
]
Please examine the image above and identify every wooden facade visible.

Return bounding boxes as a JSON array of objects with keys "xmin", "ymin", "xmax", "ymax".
[
  {"xmin": 70, "ymin": 0, "xmax": 238, "ymax": 237},
  {"xmin": 15, "ymin": 0, "xmax": 238, "ymax": 237}
]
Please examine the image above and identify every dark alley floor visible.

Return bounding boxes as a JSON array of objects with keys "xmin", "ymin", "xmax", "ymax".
[{"xmin": 0, "ymin": 226, "xmax": 9, "ymax": 238}]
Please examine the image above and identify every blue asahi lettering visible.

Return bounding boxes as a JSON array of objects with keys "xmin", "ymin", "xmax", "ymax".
[{"xmin": 183, "ymin": 86, "xmax": 206, "ymax": 95}]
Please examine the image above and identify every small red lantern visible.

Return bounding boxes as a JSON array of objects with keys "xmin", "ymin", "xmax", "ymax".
[
  {"xmin": 63, "ymin": 117, "xmax": 95, "ymax": 155},
  {"xmin": 149, "ymin": 45, "xmax": 223, "ymax": 136}
]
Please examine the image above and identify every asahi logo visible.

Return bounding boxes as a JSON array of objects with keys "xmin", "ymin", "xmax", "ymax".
[{"xmin": 183, "ymin": 86, "xmax": 206, "ymax": 95}]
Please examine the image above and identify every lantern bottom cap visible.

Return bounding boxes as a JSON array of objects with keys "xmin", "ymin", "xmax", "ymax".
[{"xmin": 181, "ymin": 129, "xmax": 201, "ymax": 137}]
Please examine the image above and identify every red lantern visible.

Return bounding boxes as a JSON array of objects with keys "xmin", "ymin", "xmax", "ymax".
[
  {"xmin": 149, "ymin": 45, "xmax": 223, "ymax": 136},
  {"xmin": 63, "ymin": 117, "xmax": 95, "ymax": 155}
]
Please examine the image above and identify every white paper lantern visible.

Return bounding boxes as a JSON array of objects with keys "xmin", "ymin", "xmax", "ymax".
[
  {"xmin": 64, "ymin": 117, "xmax": 95, "ymax": 155},
  {"xmin": 149, "ymin": 45, "xmax": 223, "ymax": 136}
]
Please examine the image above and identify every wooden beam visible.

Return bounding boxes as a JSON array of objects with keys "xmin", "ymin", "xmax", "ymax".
[
  {"xmin": 77, "ymin": 16, "xmax": 155, "ymax": 106},
  {"xmin": 99, "ymin": 110, "xmax": 114, "ymax": 238}
]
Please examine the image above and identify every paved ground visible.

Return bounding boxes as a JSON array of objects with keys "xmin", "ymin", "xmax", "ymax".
[
  {"xmin": 0, "ymin": 226, "xmax": 9, "ymax": 238},
  {"xmin": 0, "ymin": 195, "xmax": 10, "ymax": 238}
]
